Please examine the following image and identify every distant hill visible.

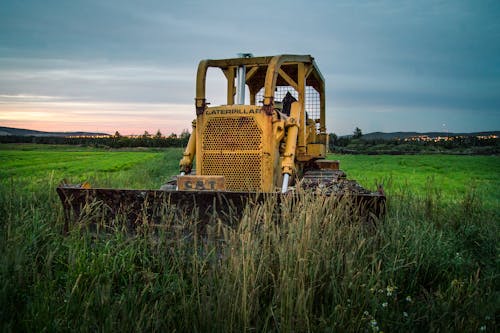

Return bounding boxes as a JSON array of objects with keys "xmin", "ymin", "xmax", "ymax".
[
  {"xmin": 359, "ymin": 131, "xmax": 499, "ymax": 140},
  {"xmin": 0, "ymin": 126, "xmax": 110, "ymax": 137}
]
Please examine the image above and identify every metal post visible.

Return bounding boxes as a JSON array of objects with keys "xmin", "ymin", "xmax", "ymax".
[
  {"xmin": 237, "ymin": 66, "xmax": 245, "ymax": 104},
  {"xmin": 236, "ymin": 53, "xmax": 253, "ymax": 104}
]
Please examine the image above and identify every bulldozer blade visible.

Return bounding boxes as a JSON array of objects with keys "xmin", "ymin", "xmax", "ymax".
[
  {"xmin": 56, "ymin": 186, "xmax": 262, "ymax": 232},
  {"xmin": 56, "ymin": 185, "xmax": 386, "ymax": 233}
]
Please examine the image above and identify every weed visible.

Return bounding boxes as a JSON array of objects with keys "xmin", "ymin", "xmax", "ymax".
[{"xmin": 0, "ymin": 146, "xmax": 498, "ymax": 332}]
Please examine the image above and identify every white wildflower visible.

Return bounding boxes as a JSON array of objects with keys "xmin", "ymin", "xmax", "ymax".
[
  {"xmin": 381, "ymin": 302, "xmax": 388, "ymax": 308},
  {"xmin": 370, "ymin": 319, "xmax": 379, "ymax": 331},
  {"xmin": 386, "ymin": 285, "xmax": 397, "ymax": 297}
]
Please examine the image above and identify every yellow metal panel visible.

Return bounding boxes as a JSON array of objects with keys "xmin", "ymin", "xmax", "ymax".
[
  {"xmin": 306, "ymin": 143, "xmax": 326, "ymax": 158},
  {"xmin": 196, "ymin": 105, "xmax": 276, "ymax": 192}
]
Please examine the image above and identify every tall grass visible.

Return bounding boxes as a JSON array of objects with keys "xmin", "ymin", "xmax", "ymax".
[{"xmin": 0, "ymin": 149, "xmax": 498, "ymax": 332}]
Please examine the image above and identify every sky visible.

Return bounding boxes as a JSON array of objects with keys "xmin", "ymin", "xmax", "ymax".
[{"xmin": 0, "ymin": 0, "xmax": 499, "ymax": 135}]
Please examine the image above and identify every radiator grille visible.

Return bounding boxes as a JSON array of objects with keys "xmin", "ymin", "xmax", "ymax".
[
  {"xmin": 202, "ymin": 152, "xmax": 262, "ymax": 191},
  {"xmin": 203, "ymin": 117, "xmax": 262, "ymax": 151},
  {"xmin": 201, "ymin": 116, "xmax": 263, "ymax": 191}
]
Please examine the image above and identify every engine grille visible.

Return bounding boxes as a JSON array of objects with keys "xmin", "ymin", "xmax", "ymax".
[
  {"xmin": 203, "ymin": 117, "xmax": 262, "ymax": 151},
  {"xmin": 201, "ymin": 116, "xmax": 263, "ymax": 191},
  {"xmin": 202, "ymin": 152, "xmax": 262, "ymax": 191}
]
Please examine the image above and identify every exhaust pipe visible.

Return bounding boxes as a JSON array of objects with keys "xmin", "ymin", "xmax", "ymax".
[{"xmin": 236, "ymin": 53, "xmax": 253, "ymax": 104}]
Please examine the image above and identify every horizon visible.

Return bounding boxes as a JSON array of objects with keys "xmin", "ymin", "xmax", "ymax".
[
  {"xmin": 1, "ymin": 1, "xmax": 499, "ymax": 136},
  {"xmin": 2, "ymin": 124, "xmax": 498, "ymax": 138}
]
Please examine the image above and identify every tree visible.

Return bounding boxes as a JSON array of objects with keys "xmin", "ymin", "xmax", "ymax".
[
  {"xmin": 353, "ymin": 127, "xmax": 363, "ymax": 139},
  {"xmin": 114, "ymin": 131, "xmax": 121, "ymax": 138},
  {"xmin": 180, "ymin": 129, "xmax": 190, "ymax": 140},
  {"xmin": 154, "ymin": 129, "xmax": 162, "ymax": 139},
  {"xmin": 329, "ymin": 133, "xmax": 338, "ymax": 150}
]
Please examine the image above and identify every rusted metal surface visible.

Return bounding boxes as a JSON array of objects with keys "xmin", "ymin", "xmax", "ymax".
[
  {"xmin": 56, "ymin": 184, "xmax": 385, "ymax": 232},
  {"xmin": 56, "ymin": 186, "xmax": 258, "ymax": 232},
  {"xmin": 314, "ymin": 159, "xmax": 339, "ymax": 170},
  {"xmin": 177, "ymin": 175, "xmax": 226, "ymax": 191}
]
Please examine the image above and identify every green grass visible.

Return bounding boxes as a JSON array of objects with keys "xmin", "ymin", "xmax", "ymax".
[
  {"xmin": 0, "ymin": 144, "xmax": 182, "ymax": 188},
  {"xmin": 0, "ymin": 145, "xmax": 498, "ymax": 332},
  {"xmin": 329, "ymin": 153, "xmax": 500, "ymax": 208}
]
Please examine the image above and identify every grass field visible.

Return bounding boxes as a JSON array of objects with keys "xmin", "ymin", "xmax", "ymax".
[
  {"xmin": 0, "ymin": 144, "xmax": 182, "ymax": 188},
  {"xmin": 0, "ymin": 144, "xmax": 498, "ymax": 332},
  {"xmin": 329, "ymin": 153, "xmax": 499, "ymax": 207}
]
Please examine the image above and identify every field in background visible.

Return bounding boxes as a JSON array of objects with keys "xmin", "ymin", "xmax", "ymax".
[
  {"xmin": 2, "ymin": 144, "xmax": 498, "ymax": 200},
  {"xmin": 0, "ymin": 144, "xmax": 498, "ymax": 332},
  {"xmin": 329, "ymin": 153, "xmax": 499, "ymax": 207},
  {"xmin": 0, "ymin": 144, "xmax": 182, "ymax": 189}
]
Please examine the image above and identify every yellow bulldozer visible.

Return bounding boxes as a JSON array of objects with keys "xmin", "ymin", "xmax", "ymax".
[{"xmin": 57, "ymin": 54, "xmax": 385, "ymax": 229}]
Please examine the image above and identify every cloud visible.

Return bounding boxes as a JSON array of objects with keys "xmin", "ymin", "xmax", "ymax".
[
  {"xmin": 0, "ymin": 98, "xmax": 194, "ymax": 134},
  {"xmin": 0, "ymin": 0, "xmax": 499, "ymax": 135},
  {"xmin": 0, "ymin": 58, "xmax": 196, "ymax": 104},
  {"xmin": 0, "ymin": 94, "xmax": 66, "ymax": 101}
]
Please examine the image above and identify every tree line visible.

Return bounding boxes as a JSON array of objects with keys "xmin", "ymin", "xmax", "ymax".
[
  {"xmin": 1, "ymin": 126, "xmax": 497, "ymax": 153},
  {"xmin": 0, "ymin": 130, "xmax": 190, "ymax": 148},
  {"xmin": 328, "ymin": 127, "xmax": 499, "ymax": 154}
]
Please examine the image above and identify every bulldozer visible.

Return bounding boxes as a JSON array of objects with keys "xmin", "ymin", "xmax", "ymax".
[{"xmin": 57, "ymin": 54, "xmax": 385, "ymax": 230}]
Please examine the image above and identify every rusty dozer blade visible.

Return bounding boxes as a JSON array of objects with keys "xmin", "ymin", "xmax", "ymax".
[
  {"xmin": 56, "ymin": 184, "xmax": 386, "ymax": 233},
  {"xmin": 56, "ymin": 186, "xmax": 258, "ymax": 232}
]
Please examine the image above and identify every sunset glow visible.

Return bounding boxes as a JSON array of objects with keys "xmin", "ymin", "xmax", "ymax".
[
  {"xmin": 0, "ymin": 94, "xmax": 194, "ymax": 135},
  {"xmin": 0, "ymin": 1, "xmax": 498, "ymax": 135}
]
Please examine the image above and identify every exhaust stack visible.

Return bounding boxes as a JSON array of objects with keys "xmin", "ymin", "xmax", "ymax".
[{"xmin": 236, "ymin": 53, "xmax": 253, "ymax": 104}]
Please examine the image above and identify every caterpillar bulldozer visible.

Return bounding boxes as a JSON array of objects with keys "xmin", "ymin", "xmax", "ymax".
[{"xmin": 57, "ymin": 54, "xmax": 385, "ymax": 230}]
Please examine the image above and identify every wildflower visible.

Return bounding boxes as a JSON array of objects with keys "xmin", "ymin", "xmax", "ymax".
[
  {"xmin": 369, "ymin": 319, "xmax": 379, "ymax": 332},
  {"xmin": 480, "ymin": 325, "xmax": 486, "ymax": 331},
  {"xmin": 370, "ymin": 287, "xmax": 376, "ymax": 293},
  {"xmin": 403, "ymin": 312, "xmax": 408, "ymax": 317},
  {"xmin": 405, "ymin": 295, "xmax": 412, "ymax": 302},
  {"xmin": 386, "ymin": 285, "xmax": 397, "ymax": 297},
  {"xmin": 381, "ymin": 302, "xmax": 388, "ymax": 308},
  {"xmin": 363, "ymin": 310, "xmax": 370, "ymax": 316}
]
